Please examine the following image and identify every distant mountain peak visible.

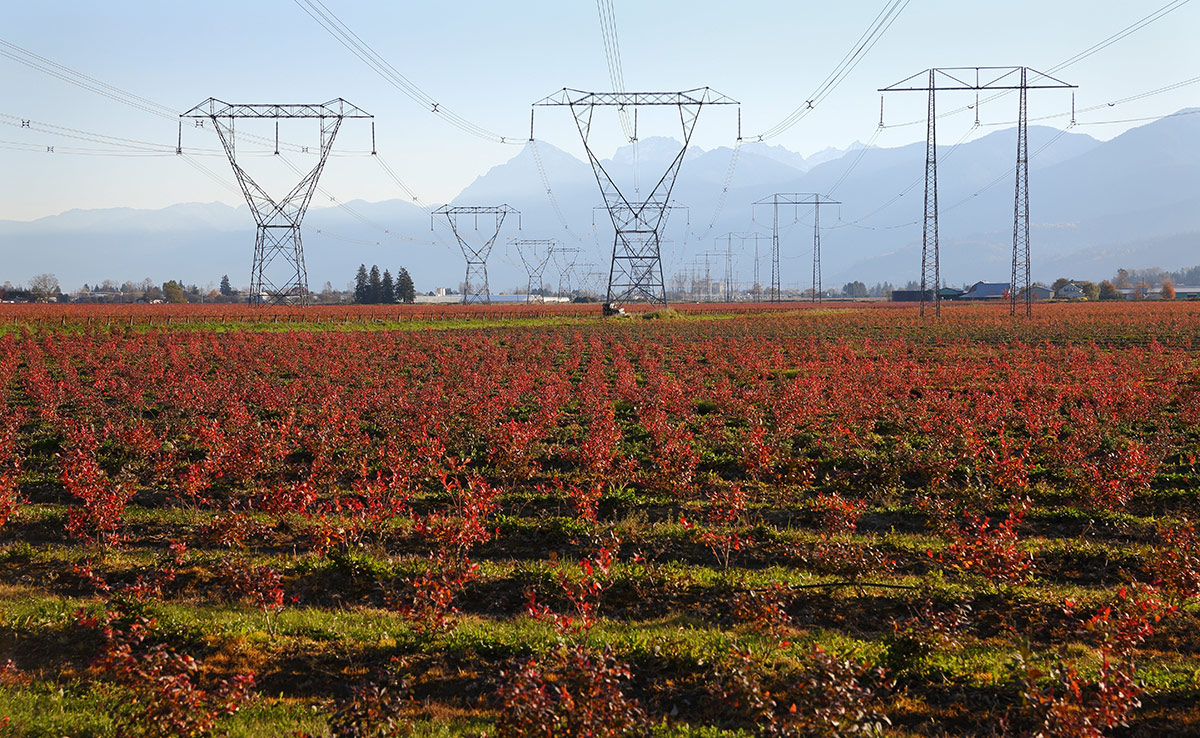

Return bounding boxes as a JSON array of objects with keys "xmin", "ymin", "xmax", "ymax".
[{"xmin": 607, "ymin": 136, "xmax": 702, "ymax": 165}]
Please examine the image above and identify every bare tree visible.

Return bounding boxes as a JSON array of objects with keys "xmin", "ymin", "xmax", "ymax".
[{"xmin": 28, "ymin": 273, "xmax": 60, "ymax": 300}]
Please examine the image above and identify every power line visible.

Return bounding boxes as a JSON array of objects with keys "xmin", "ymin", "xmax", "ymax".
[
  {"xmin": 1049, "ymin": 0, "xmax": 1193, "ymax": 74},
  {"xmin": 594, "ymin": 0, "xmax": 634, "ymax": 142},
  {"xmin": 883, "ymin": 1, "xmax": 1195, "ymax": 129},
  {"xmin": 750, "ymin": 0, "xmax": 910, "ymax": 141},
  {"xmin": 292, "ymin": 0, "xmax": 522, "ymax": 144},
  {"xmin": 1, "ymin": 40, "xmax": 445, "ymax": 245},
  {"xmin": 0, "ymin": 40, "xmax": 178, "ymax": 121},
  {"xmin": 0, "ymin": 112, "xmax": 183, "ymax": 153}
]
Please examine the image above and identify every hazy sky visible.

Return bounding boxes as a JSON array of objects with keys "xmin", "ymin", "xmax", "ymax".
[{"xmin": 2, "ymin": 0, "xmax": 1197, "ymax": 221}]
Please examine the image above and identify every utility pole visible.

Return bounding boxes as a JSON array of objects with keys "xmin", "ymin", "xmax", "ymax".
[
  {"xmin": 534, "ymin": 88, "xmax": 738, "ymax": 314},
  {"xmin": 879, "ymin": 67, "xmax": 1075, "ymax": 316},
  {"xmin": 431, "ymin": 205, "xmax": 520, "ymax": 304},
  {"xmin": 181, "ymin": 98, "xmax": 372, "ymax": 306}
]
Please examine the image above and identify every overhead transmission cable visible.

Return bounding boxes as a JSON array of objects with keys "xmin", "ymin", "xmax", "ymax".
[
  {"xmin": 1, "ymin": 38, "xmax": 440, "ymax": 248},
  {"xmin": 595, "ymin": 0, "xmax": 634, "ymax": 142},
  {"xmin": 292, "ymin": 0, "xmax": 522, "ymax": 144},
  {"xmin": 686, "ymin": 0, "xmax": 910, "ymax": 243},
  {"xmin": 691, "ymin": 2, "xmax": 910, "ymax": 242},
  {"xmin": 833, "ymin": 1, "xmax": 1196, "ymax": 233},
  {"xmin": 749, "ymin": 0, "xmax": 910, "ymax": 141},
  {"xmin": 276, "ymin": 155, "xmax": 454, "ymax": 250},
  {"xmin": 0, "ymin": 40, "xmax": 178, "ymax": 121},
  {"xmin": 885, "ymin": 0, "xmax": 1195, "ymax": 129},
  {"xmin": 1048, "ymin": 0, "xmax": 1192, "ymax": 74}
]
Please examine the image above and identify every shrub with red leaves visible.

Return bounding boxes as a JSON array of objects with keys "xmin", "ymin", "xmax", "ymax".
[
  {"xmin": 732, "ymin": 581, "xmax": 793, "ymax": 635},
  {"xmin": 811, "ymin": 492, "xmax": 867, "ymax": 534},
  {"xmin": 218, "ymin": 558, "xmax": 289, "ymax": 636},
  {"xmin": 683, "ymin": 484, "xmax": 751, "ymax": 570},
  {"xmin": 938, "ymin": 499, "xmax": 1035, "ymax": 586},
  {"xmin": 0, "ymin": 408, "xmax": 23, "ymax": 528},
  {"xmin": 710, "ymin": 644, "xmax": 892, "ymax": 737},
  {"xmin": 1009, "ymin": 586, "xmax": 1173, "ymax": 737},
  {"xmin": 60, "ymin": 423, "xmax": 134, "ymax": 547},
  {"xmin": 80, "ymin": 598, "xmax": 255, "ymax": 738},
  {"xmin": 527, "ymin": 542, "xmax": 619, "ymax": 637},
  {"xmin": 399, "ymin": 473, "xmax": 499, "ymax": 633},
  {"xmin": 1147, "ymin": 519, "xmax": 1200, "ymax": 605},
  {"xmin": 1013, "ymin": 656, "xmax": 1142, "ymax": 738},
  {"xmin": 497, "ymin": 644, "xmax": 646, "ymax": 738}
]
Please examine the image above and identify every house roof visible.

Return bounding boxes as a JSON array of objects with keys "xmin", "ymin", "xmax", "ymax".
[{"xmin": 961, "ymin": 281, "xmax": 1010, "ymax": 299}]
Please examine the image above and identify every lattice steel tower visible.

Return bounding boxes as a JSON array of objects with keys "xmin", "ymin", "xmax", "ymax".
[
  {"xmin": 432, "ymin": 205, "xmax": 520, "ymax": 304},
  {"xmin": 752, "ymin": 195, "xmax": 837, "ymax": 302},
  {"xmin": 552, "ymin": 246, "xmax": 582, "ymax": 297},
  {"xmin": 511, "ymin": 239, "xmax": 560, "ymax": 301},
  {"xmin": 880, "ymin": 68, "xmax": 1075, "ymax": 316},
  {"xmin": 534, "ymin": 89, "xmax": 738, "ymax": 313},
  {"xmin": 182, "ymin": 99, "xmax": 372, "ymax": 306}
]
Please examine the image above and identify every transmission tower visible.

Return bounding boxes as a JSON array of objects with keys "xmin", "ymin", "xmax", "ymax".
[
  {"xmin": 552, "ymin": 247, "xmax": 582, "ymax": 297},
  {"xmin": 511, "ymin": 239, "xmax": 559, "ymax": 301},
  {"xmin": 432, "ymin": 205, "xmax": 520, "ymax": 304},
  {"xmin": 181, "ymin": 99, "xmax": 372, "ymax": 306},
  {"xmin": 534, "ymin": 89, "xmax": 738, "ymax": 314},
  {"xmin": 693, "ymin": 253, "xmax": 717, "ymax": 302},
  {"xmin": 715, "ymin": 241, "xmax": 735, "ymax": 302},
  {"xmin": 716, "ymin": 233, "xmax": 766, "ymax": 302},
  {"xmin": 880, "ymin": 68, "xmax": 1075, "ymax": 317},
  {"xmin": 753, "ymin": 194, "xmax": 837, "ymax": 302}
]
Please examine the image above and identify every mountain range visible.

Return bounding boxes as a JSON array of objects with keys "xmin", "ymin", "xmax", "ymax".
[{"xmin": 2, "ymin": 109, "xmax": 1198, "ymax": 293}]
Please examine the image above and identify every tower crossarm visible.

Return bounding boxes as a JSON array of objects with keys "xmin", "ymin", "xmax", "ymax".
[
  {"xmin": 533, "ymin": 88, "xmax": 738, "ymax": 107},
  {"xmin": 879, "ymin": 67, "xmax": 1076, "ymax": 92},
  {"xmin": 181, "ymin": 98, "xmax": 373, "ymax": 119}
]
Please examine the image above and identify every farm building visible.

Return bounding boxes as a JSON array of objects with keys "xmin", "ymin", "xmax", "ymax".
[{"xmin": 959, "ymin": 282, "xmax": 1010, "ymax": 300}]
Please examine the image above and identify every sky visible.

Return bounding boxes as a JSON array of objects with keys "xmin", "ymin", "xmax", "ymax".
[{"xmin": 1, "ymin": 0, "xmax": 1197, "ymax": 222}]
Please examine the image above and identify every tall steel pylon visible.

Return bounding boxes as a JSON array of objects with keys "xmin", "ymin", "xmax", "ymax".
[
  {"xmin": 534, "ymin": 88, "xmax": 738, "ymax": 314},
  {"xmin": 806, "ymin": 195, "xmax": 840, "ymax": 303},
  {"xmin": 1012, "ymin": 68, "xmax": 1032, "ymax": 317},
  {"xmin": 716, "ymin": 232, "xmax": 767, "ymax": 302},
  {"xmin": 879, "ymin": 68, "xmax": 1075, "ymax": 317},
  {"xmin": 752, "ymin": 195, "xmax": 837, "ymax": 302},
  {"xmin": 511, "ymin": 239, "xmax": 560, "ymax": 301},
  {"xmin": 553, "ymin": 246, "xmax": 582, "ymax": 297},
  {"xmin": 181, "ymin": 99, "xmax": 372, "ymax": 306},
  {"xmin": 432, "ymin": 205, "xmax": 520, "ymax": 304}
]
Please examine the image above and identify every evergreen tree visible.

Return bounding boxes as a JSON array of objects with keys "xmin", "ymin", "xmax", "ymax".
[
  {"xmin": 380, "ymin": 270, "xmax": 395, "ymax": 304},
  {"xmin": 219, "ymin": 274, "xmax": 234, "ymax": 296},
  {"xmin": 396, "ymin": 267, "xmax": 416, "ymax": 304},
  {"xmin": 354, "ymin": 264, "xmax": 370, "ymax": 304},
  {"xmin": 368, "ymin": 265, "xmax": 382, "ymax": 304},
  {"xmin": 842, "ymin": 281, "xmax": 868, "ymax": 298}
]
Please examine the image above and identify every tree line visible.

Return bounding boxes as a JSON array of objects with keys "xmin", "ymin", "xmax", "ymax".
[{"xmin": 354, "ymin": 265, "xmax": 416, "ymax": 304}]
